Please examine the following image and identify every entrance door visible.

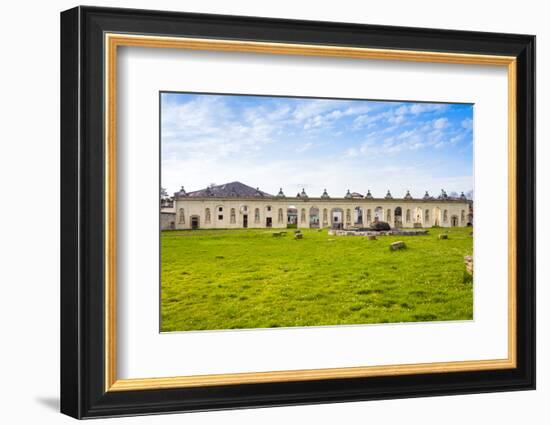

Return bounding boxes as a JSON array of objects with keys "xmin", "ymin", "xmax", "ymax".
[
  {"xmin": 451, "ymin": 215, "xmax": 458, "ymax": 227},
  {"xmin": 243, "ymin": 215, "xmax": 248, "ymax": 228},
  {"xmin": 266, "ymin": 217, "xmax": 272, "ymax": 228},
  {"xmin": 191, "ymin": 216, "xmax": 200, "ymax": 229}
]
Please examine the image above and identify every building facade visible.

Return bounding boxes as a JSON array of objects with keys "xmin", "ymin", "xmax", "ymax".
[{"xmin": 166, "ymin": 182, "xmax": 472, "ymax": 230}]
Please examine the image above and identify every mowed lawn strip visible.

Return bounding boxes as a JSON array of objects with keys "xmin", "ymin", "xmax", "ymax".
[{"xmin": 161, "ymin": 227, "xmax": 473, "ymax": 331}]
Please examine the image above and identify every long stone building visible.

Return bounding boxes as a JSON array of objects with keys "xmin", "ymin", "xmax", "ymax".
[{"xmin": 162, "ymin": 181, "xmax": 472, "ymax": 230}]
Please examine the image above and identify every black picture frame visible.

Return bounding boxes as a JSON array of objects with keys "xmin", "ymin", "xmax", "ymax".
[{"xmin": 61, "ymin": 5, "xmax": 535, "ymax": 419}]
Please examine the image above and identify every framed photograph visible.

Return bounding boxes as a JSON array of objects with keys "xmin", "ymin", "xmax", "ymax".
[{"xmin": 60, "ymin": 6, "xmax": 535, "ymax": 419}]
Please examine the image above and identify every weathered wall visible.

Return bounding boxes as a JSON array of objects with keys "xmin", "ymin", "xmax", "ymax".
[{"xmin": 160, "ymin": 212, "xmax": 176, "ymax": 230}]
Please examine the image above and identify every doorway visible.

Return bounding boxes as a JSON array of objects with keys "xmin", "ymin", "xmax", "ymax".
[
  {"xmin": 191, "ymin": 215, "xmax": 200, "ymax": 230},
  {"xmin": 243, "ymin": 215, "xmax": 248, "ymax": 228},
  {"xmin": 266, "ymin": 217, "xmax": 272, "ymax": 227}
]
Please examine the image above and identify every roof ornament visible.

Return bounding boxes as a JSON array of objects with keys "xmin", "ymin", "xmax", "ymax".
[
  {"xmin": 404, "ymin": 190, "xmax": 412, "ymax": 200},
  {"xmin": 300, "ymin": 188, "xmax": 308, "ymax": 198},
  {"xmin": 321, "ymin": 188, "xmax": 330, "ymax": 199},
  {"xmin": 438, "ymin": 189, "xmax": 448, "ymax": 200},
  {"xmin": 255, "ymin": 187, "xmax": 264, "ymax": 197},
  {"xmin": 205, "ymin": 186, "xmax": 213, "ymax": 196},
  {"xmin": 365, "ymin": 190, "xmax": 373, "ymax": 199},
  {"xmin": 385, "ymin": 190, "xmax": 393, "ymax": 199},
  {"xmin": 460, "ymin": 191, "xmax": 467, "ymax": 200},
  {"xmin": 277, "ymin": 188, "xmax": 286, "ymax": 198},
  {"xmin": 423, "ymin": 191, "xmax": 431, "ymax": 200},
  {"xmin": 344, "ymin": 189, "xmax": 352, "ymax": 199},
  {"xmin": 177, "ymin": 186, "xmax": 188, "ymax": 197}
]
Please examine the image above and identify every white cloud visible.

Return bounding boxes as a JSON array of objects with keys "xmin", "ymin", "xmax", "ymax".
[
  {"xmin": 433, "ymin": 118, "xmax": 448, "ymax": 129},
  {"xmin": 295, "ymin": 142, "xmax": 313, "ymax": 153}
]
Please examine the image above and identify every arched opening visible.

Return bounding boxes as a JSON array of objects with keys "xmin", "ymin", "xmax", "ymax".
[
  {"xmin": 354, "ymin": 207, "xmax": 363, "ymax": 226},
  {"xmin": 451, "ymin": 215, "xmax": 459, "ymax": 227},
  {"xmin": 394, "ymin": 207, "xmax": 402, "ymax": 228},
  {"xmin": 331, "ymin": 208, "xmax": 343, "ymax": 230},
  {"xmin": 374, "ymin": 206, "xmax": 384, "ymax": 222},
  {"xmin": 414, "ymin": 207, "xmax": 423, "ymax": 227},
  {"xmin": 265, "ymin": 205, "xmax": 273, "ymax": 227},
  {"xmin": 191, "ymin": 215, "xmax": 200, "ymax": 230},
  {"xmin": 309, "ymin": 207, "xmax": 320, "ymax": 228},
  {"xmin": 287, "ymin": 205, "xmax": 297, "ymax": 228},
  {"xmin": 240, "ymin": 205, "xmax": 249, "ymax": 228}
]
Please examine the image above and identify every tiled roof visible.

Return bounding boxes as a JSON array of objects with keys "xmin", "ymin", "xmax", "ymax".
[{"xmin": 185, "ymin": 181, "xmax": 274, "ymax": 198}]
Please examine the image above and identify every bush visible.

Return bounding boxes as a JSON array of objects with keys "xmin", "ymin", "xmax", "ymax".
[{"xmin": 370, "ymin": 221, "xmax": 391, "ymax": 231}]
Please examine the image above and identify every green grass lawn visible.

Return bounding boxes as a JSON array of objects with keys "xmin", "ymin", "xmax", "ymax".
[{"xmin": 161, "ymin": 227, "xmax": 473, "ymax": 332}]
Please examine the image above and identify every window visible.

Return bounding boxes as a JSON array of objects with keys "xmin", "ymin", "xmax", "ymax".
[
  {"xmin": 443, "ymin": 209, "xmax": 448, "ymax": 222},
  {"xmin": 254, "ymin": 208, "xmax": 260, "ymax": 223},
  {"xmin": 178, "ymin": 208, "xmax": 185, "ymax": 224},
  {"xmin": 218, "ymin": 215, "xmax": 223, "ymax": 220},
  {"xmin": 267, "ymin": 206, "xmax": 271, "ymax": 212},
  {"xmin": 230, "ymin": 208, "xmax": 236, "ymax": 224},
  {"xmin": 205, "ymin": 208, "xmax": 211, "ymax": 224},
  {"xmin": 218, "ymin": 207, "xmax": 223, "ymax": 212}
]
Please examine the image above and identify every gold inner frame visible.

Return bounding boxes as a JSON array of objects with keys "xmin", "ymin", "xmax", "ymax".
[{"xmin": 104, "ymin": 33, "xmax": 517, "ymax": 392}]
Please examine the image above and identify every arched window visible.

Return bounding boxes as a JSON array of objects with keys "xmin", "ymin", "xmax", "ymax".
[
  {"xmin": 386, "ymin": 209, "xmax": 391, "ymax": 222},
  {"xmin": 406, "ymin": 209, "xmax": 411, "ymax": 223},
  {"xmin": 179, "ymin": 208, "xmax": 185, "ymax": 224},
  {"xmin": 461, "ymin": 210, "xmax": 465, "ymax": 223},
  {"xmin": 278, "ymin": 208, "xmax": 283, "ymax": 223},
  {"xmin": 205, "ymin": 208, "xmax": 211, "ymax": 224},
  {"xmin": 443, "ymin": 209, "xmax": 448, "ymax": 222},
  {"xmin": 301, "ymin": 208, "xmax": 306, "ymax": 223},
  {"xmin": 424, "ymin": 209, "xmax": 430, "ymax": 223},
  {"xmin": 254, "ymin": 208, "xmax": 260, "ymax": 223},
  {"xmin": 230, "ymin": 208, "xmax": 236, "ymax": 224}
]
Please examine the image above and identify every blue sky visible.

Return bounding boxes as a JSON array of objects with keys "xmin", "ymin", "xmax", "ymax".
[{"xmin": 161, "ymin": 92, "xmax": 473, "ymax": 198}]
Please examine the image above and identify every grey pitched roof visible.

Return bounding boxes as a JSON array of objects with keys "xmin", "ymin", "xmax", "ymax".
[{"xmin": 186, "ymin": 181, "xmax": 274, "ymax": 198}]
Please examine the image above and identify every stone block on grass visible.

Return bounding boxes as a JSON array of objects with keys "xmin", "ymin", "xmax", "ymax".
[{"xmin": 390, "ymin": 241, "xmax": 406, "ymax": 251}]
